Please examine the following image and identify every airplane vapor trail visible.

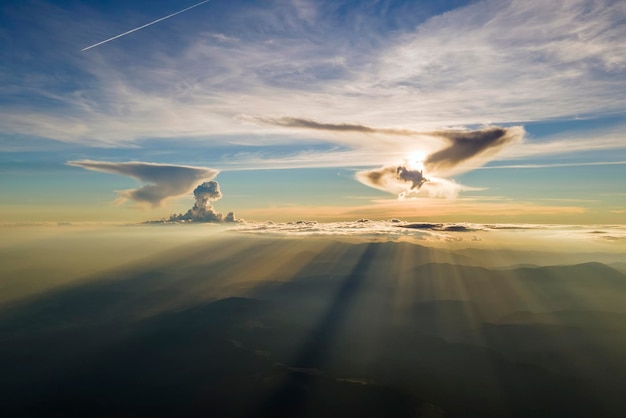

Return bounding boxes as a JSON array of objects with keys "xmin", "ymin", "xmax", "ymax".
[{"xmin": 82, "ymin": 0, "xmax": 210, "ymax": 51}]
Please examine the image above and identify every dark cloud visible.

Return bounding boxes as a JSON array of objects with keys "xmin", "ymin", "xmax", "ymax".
[
  {"xmin": 485, "ymin": 224, "xmax": 546, "ymax": 230},
  {"xmin": 425, "ymin": 127, "xmax": 523, "ymax": 173},
  {"xmin": 67, "ymin": 160, "xmax": 218, "ymax": 207},
  {"xmin": 398, "ymin": 223, "xmax": 480, "ymax": 232},
  {"xmin": 251, "ymin": 116, "xmax": 418, "ymax": 136},
  {"xmin": 357, "ymin": 164, "xmax": 429, "ymax": 196},
  {"xmin": 600, "ymin": 235, "xmax": 626, "ymax": 241},
  {"xmin": 166, "ymin": 181, "xmax": 240, "ymax": 224},
  {"xmin": 397, "ymin": 165, "xmax": 428, "ymax": 189}
]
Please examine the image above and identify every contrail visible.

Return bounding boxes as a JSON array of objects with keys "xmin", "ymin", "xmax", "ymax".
[{"xmin": 82, "ymin": 0, "xmax": 211, "ymax": 51}]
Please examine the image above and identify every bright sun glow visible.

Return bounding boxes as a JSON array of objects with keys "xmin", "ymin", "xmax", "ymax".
[{"xmin": 407, "ymin": 151, "xmax": 426, "ymax": 171}]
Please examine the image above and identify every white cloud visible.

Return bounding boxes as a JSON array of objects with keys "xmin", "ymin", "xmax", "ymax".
[
  {"xmin": 1, "ymin": 0, "xmax": 624, "ymax": 148},
  {"xmin": 365, "ymin": 0, "xmax": 626, "ymax": 124},
  {"xmin": 230, "ymin": 219, "xmax": 444, "ymax": 240},
  {"xmin": 162, "ymin": 180, "xmax": 241, "ymax": 223},
  {"xmin": 230, "ymin": 220, "xmax": 626, "ymax": 245}
]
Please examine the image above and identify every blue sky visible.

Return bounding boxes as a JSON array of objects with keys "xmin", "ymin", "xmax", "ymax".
[{"xmin": 1, "ymin": 0, "xmax": 625, "ymax": 223}]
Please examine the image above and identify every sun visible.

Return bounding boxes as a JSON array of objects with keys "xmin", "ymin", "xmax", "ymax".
[{"xmin": 407, "ymin": 151, "xmax": 426, "ymax": 172}]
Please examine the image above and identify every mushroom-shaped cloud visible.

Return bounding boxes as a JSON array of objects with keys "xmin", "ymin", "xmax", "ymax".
[{"xmin": 67, "ymin": 160, "xmax": 219, "ymax": 207}]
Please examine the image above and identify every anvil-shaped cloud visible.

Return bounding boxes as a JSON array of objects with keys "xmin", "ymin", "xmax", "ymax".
[{"xmin": 67, "ymin": 160, "xmax": 218, "ymax": 207}]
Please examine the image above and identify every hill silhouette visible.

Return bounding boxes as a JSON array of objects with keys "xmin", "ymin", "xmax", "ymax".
[{"xmin": 1, "ymin": 240, "xmax": 625, "ymax": 417}]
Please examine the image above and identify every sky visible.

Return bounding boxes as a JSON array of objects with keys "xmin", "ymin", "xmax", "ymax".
[{"xmin": 1, "ymin": 0, "xmax": 625, "ymax": 224}]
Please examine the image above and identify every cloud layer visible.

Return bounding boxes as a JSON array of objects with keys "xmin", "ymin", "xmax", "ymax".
[
  {"xmin": 233, "ymin": 219, "xmax": 489, "ymax": 239},
  {"xmin": 67, "ymin": 160, "xmax": 218, "ymax": 207},
  {"xmin": 232, "ymin": 220, "xmax": 626, "ymax": 246}
]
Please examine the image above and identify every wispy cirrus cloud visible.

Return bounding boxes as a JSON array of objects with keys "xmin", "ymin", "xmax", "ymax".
[
  {"xmin": 500, "ymin": 129, "xmax": 626, "ymax": 161},
  {"xmin": 250, "ymin": 116, "xmax": 420, "ymax": 136},
  {"xmin": 478, "ymin": 160, "xmax": 626, "ymax": 170},
  {"xmin": 1, "ymin": 0, "xmax": 624, "ymax": 147}
]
